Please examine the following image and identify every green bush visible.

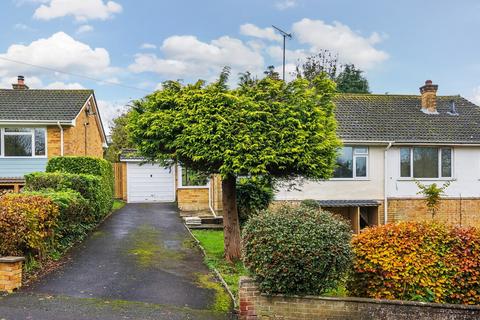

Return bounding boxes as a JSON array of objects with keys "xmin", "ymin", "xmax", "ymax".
[
  {"xmin": 23, "ymin": 189, "xmax": 91, "ymax": 250},
  {"xmin": 25, "ymin": 172, "xmax": 106, "ymax": 219},
  {"xmin": 0, "ymin": 193, "xmax": 58, "ymax": 257},
  {"xmin": 236, "ymin": 176, "xmax": 274, "ymax": 224},
  {"xmin": 300, "ymin": 199, "xmax": 322, "ymax": 209},
  {"xmin": 243, "ymin": 204, "xmax": 352, "ymax": 295},
  {"xmin": 46, "ymin": 156, "xmax": 114, "ymax": 216},
  {"xmin": 348, "ymin": 222, "xmax": 480, "ymax": 304}
]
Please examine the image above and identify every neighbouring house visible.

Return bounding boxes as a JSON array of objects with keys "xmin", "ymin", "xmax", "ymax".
[
  {"xmin": 0, "ymin": 76, "xmax": 107, "ymax": 192},
  {"xmin": 276, "ymin": 80, "xmax": 480, "ymax": 232}
]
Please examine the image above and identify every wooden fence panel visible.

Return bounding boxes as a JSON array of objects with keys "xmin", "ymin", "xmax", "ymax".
[{"xmin": 114, "ymin": 163, "xmax": 125, "ymax": 199}]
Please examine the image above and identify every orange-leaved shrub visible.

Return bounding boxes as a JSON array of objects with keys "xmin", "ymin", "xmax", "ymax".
[
  {"xmin": 0, "ymin": 193, "xmax": 59, "ymax": 257},
  {"xmin": 348, "ymin": 221, "xmax": 480, "ymax": 304}
]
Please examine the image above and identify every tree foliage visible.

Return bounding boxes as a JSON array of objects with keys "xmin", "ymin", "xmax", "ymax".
[
  {"xmin": 294, "ymin": 51, "xmax": 370, "ymax": 93},
  {"xmin": 416, "ymin": 181, "xmax": 451, "ymax": 219},
  {"xmin": 104, "ymin": 112, "xmax": 135, "ymax": 162},
  {"xmin": 128, "ymin": 68, "xmax": 340, "ymax": 260}
]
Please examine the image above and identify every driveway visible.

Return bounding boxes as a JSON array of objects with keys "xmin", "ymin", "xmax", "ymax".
[{"xmin": 0, "ymin": 203, "xmax": 234, "ymax": 319}]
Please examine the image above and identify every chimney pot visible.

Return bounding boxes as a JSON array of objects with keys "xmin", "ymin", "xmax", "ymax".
[
  {"xmin": 420, "ymin": 80, "xmax": 438, "ymax": 114},
  {"xmin": 12, "ymin": 75, "xmax": 29, "ymax": 90}
]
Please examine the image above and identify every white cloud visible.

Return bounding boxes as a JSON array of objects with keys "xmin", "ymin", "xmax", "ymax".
[
  {"xmin": 240, "ymin": 24, "xmax": 282, "ymax": 42},
  {"xmin": 275, "ymin": 0, "xmax": 298, "ymax": 10},
  {"xmin": 13, "ymin": 23, "xmax": 35, "ymax": 31},
  {"xmin": 471, "ymin": 86, "xmax": 480, "ymax": 105},
  {"xmin": 96, "ymin": 99, "xmax": 129, "ymax": 133},
  {"xmin": 140, "ymin": 43, "xmax": 157, "ymax": 50},
  {"xmin": 0, "ymin": 31, "xmax": 115, "ymax": 79},
  {"xmin": 292, "ymin": 18, "xmax": 388, "ymax": 70},
  {"xmin": 33, "ymin": 0, "xmax": 122, "ymax": 22},
  {"xmin": 45, "ymin": 81, "xmax": 84, "ymax": 89},
  {"xmin": 129, "ymin": 35, "xmax": 264, "ymax": 79},
  {"xmin": 0, "ymin": 76, "xmax": 43, "ymax": 89},
  {"xmin": 76, "ymin": 24, "xmax": 94, "ymax": 34}
]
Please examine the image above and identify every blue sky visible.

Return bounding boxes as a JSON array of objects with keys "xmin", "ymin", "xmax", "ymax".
[{"xmin": 1, "ymin": 0, "xmax": 480, "ymax": 129}]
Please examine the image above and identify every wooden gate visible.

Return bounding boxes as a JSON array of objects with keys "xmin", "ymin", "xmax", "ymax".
[{"xmin": 114, "ymin": 163, "xmax": 126, "ymax": 200}]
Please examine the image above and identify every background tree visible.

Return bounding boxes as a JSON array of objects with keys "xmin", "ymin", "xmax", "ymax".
[
  {"xmin": 295, "ymin": 51, "xmax": 370, "ymax": 93},
  {"xmin": 336, "ymin": 64, "xmax": 370, "ymax": 93},
  {"xmin": 104, "ymin": 112, "xmax": 135, "ymax": 162},
  {"xmin": 128, "ymin": 68, "xmax": 340, "ymax": 261}
]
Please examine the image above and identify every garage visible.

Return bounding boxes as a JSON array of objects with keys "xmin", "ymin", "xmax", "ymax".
[{"xmin": 125, "ymin": 162, "xmax": 175, "ymax": 203}]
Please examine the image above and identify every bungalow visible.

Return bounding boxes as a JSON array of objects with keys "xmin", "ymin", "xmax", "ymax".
[
  {"xmin": 276, "ymin": 80, "xmax": 480, "ymax": 232},
  {"xmin": 118, "ymin": 79, "xmax": 480, "ymax": 231},
  {"xmin": 0, "ymin": 76, "xmax": 107, "ymax": 191}
]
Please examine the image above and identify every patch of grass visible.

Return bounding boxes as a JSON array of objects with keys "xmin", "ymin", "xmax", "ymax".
[
  {"xmin": 112, "ymin": 200, "xmax": 126, "ymax": 211},
  {"xmin": 196, "ymin": 273, "xmax": 232, "ymax": 312},
  {"xmin": 191, "ymin": 230, "xmax": 247, "ymax": 299}
]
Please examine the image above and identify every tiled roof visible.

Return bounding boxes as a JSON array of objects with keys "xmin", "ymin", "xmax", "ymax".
[
  {"xmin": 334, "ymin": 94, "xmax": 480, "ymax": 144},
  {"xmin": 317, "ymin": 200, "xmax": 380, "ymax": 207},
  {"xmin": 0, "ymin": 89, "xmax": 93, "ymax": 122}
]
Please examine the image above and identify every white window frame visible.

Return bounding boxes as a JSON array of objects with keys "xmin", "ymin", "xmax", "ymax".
[
  {"xmin": 0, "ymin": 127, "xmax": 48, "ymax": 158},
  {"xmin": 331, "ymin": 146, "xmax": 369, "ymax": 180},
  {"xmin": 177, "ymin": 166, "xmax": 210, "ymax": 189},
  {"xmin": 399, "ymin": 146, "xmax": 454, "ymax": 180}
]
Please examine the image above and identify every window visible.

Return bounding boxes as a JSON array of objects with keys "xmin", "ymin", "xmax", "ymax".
[
  {"xmin": 1, "ymin": 128, "xmax": 46, "ymax": 157},
  {"xmin": 333, "ymin": 146, "xmax": 368, "ymax": 179},
  {"xmin": 180, "ymin": 166, "xmax": 209, "ymax": 187},
  {"xmin": 400, "ymin": 147, "xmax": 452, "ymax": 178}
]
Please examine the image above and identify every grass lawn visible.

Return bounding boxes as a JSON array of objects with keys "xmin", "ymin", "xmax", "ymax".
[
  {"xmin": 112, "ymin": 200, "xmax": 126, "ymax": 211},
  {"xmin": 191, "ymin": 230, "xmax": 247, "ymax": 299}
]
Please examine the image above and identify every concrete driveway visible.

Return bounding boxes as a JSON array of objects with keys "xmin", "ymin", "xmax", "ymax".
[{"xmin": 0, "ymin": 203, "xmax": 234, "ymax": 319}]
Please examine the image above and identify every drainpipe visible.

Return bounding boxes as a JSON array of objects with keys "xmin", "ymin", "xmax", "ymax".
[
  {"xmin": 208, "ymin": 176, "xmax": 217, "ymax": 217},
  {"xmin": 384, "ymin": 142, "xmax": 394, "ymax": 224},
  {"xmin": 56, "ymin": 121, "xmax": 64, "ymax": 156}
]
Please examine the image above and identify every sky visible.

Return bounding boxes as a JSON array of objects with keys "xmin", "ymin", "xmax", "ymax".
[{"xmin": 1, "ymin": 0, "xmax": 480, "ymax": 131}]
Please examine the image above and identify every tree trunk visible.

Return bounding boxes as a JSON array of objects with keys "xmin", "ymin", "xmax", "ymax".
[{"xmin": 221, "ymin": 174, "xmax": 242, "ymax": 262}]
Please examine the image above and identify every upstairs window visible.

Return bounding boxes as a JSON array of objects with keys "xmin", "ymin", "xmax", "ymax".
[
  {"xmin": 400, "ymin": 147, "xmax": 452, "ymax": 178},
  {"xmin": 1, "ymin": 128, "xmax": 46, "ymax": 157},
  {"xmin": 333, "ymin": 146, "xmax": 368, "ymax": 179}
]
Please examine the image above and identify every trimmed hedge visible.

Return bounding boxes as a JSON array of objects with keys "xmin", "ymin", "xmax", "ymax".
[
  {"xmin": 243, "ymin": 204, "xmax": 352, "ymax": 295},
  {"xmin": 46, "ymin": 156, "xmax": 114, "ymax": 216},
  {"xmin": 24, "ymin": 189, "xmax": 91, "ymax": 250},
  {"xmin": 25, "ymin": 172, "xmax": 107, "ymax": 219},
  {"xmin": 0, "ymin": 194, "xmax": 58, "ymax": 257},
  {"xmin": 348, "ymin": 221, "xmax": 480, "ymax": 305}
]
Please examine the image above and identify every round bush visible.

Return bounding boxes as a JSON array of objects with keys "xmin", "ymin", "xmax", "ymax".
[
  {"xmin": 348, "ymin": 221, "xmax": 480, "ymax": 304},
  {"xmin": 243, "ymin": 204, "xmax": 352, "ymax": 295}
]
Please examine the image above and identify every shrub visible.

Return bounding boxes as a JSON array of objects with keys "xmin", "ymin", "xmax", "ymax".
[
  {"xmin": 46, "ymin": 156, "xmax": 114, "ymax": 216},
  {"xmin": 300, "ymin": 199, "xmax": 322, "ymax": 209},
  {"xmin": 0, "ymin": 194, "xmax": 58, "ymax": 257},
  {"xmin": 348, "ymin": 221, "xmax": 480, "ymax": 304},
  {"xmin": 23, "ymin": 189, "xmax": 91, "ymax": 250},
  {"xmin": 25, "ymin": 172, "xmax": 105, "ymax": 219},
  {"xmin": 236, "ymin": 176, "xmax": 274, "ymax": 224},
  {"xmin": 243, "ymin": 204, "xmax": 352, "ymax": 295}
]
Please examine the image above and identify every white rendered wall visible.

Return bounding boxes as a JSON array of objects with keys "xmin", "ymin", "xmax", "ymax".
[
  {"xmin": 386, "ymin": 146, "xmax": 480, "ymax": 198},
  {"xmin": 274, "ymin": 146, "xmax": 385, "ymax": 201}
]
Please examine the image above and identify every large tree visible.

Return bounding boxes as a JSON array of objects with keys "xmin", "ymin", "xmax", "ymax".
[
  {"xmin": 128, "ymin": 69, "xmax": 340, "ymax": 261},
  {"xmin": 336, "ymin": 64, "xmax": 370, "ymax": 93}
]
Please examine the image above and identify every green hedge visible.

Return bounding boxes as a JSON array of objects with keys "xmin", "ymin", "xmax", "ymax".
[
  {"xmin": 46, "ymin": 156, "xmax": 114, "ymax": 214},
  {"xmin": 23, "ymin": 189, "xmax": 92, "ymax": 250},
  {"xmin": 243, "ymin": 204, "xmax": 352, "ymax": 295}
]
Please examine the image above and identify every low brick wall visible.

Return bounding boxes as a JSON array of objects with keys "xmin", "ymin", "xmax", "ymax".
[
  {"xmin": 177, "ymin": 188, "xmax": 209, "ymax": 211},
  {"xmin": 0, "ymin": 257, "xmax": 24, "ymax": 293},
  {"xmin": 239, "ymin": 277, "xmax": 480, "ymax": 320}
]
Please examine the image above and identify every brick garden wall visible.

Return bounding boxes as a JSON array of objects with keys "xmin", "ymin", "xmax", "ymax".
[
  {"xmin": 239, "ymin": 277, "xmax": 480, "ymax": 320},
  {"xmin": 177, "ymin": 188, "xmax": 209, "ymax": 211}
]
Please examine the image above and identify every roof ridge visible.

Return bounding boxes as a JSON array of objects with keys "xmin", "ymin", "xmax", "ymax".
[{"xmin": 336, "ymin": 93, "xmax": 462, "ymax": 98}]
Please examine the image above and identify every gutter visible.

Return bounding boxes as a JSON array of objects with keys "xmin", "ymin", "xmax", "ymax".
[
  {"xmin": 384, "ymin": 141, "xmax": 394, "ymax": 224},
  {"xmin": 0, "ymin": 120, "xmax": 74, "ymax": 126},
  {"xmin": 57, "ymin": 121, "xmax": 64, "ymax": 156}
]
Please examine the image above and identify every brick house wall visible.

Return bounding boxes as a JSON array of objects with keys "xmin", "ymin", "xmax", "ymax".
[{"xmin": 47, "ymin": 96, "xmax": 104, "ymax": 158}]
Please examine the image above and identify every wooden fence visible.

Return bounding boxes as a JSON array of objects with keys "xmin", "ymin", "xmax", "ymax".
[{"xmin": 114, "ymin": 163, "xmax": 125, "ymax": 200}]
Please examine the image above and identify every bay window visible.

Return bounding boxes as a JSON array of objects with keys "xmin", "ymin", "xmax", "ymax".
[
  {"xmin": 400, "ymin": 147, "xmax": 452, "ymax": 178},
  {"xmin": 1, "ymin": 128, "xmax": 46, "ymax": 157},
  {"xmin": 333, "ymin": 146, "xmax": 368, "ymax": 179}
]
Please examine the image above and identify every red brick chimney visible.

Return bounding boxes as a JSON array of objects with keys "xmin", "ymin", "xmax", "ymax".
[
  {"xmin": 419, "ymin": 80, "xmax": 438, "ymax": 114},
  {"xmin": 12, "ymin": 75, "xmax": 29, "ymax": 90}
]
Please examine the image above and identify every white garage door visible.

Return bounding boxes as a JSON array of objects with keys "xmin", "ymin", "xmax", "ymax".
[{"xmin": 126, "ymin": 163, "xmax": 175, "ymax": 203}]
